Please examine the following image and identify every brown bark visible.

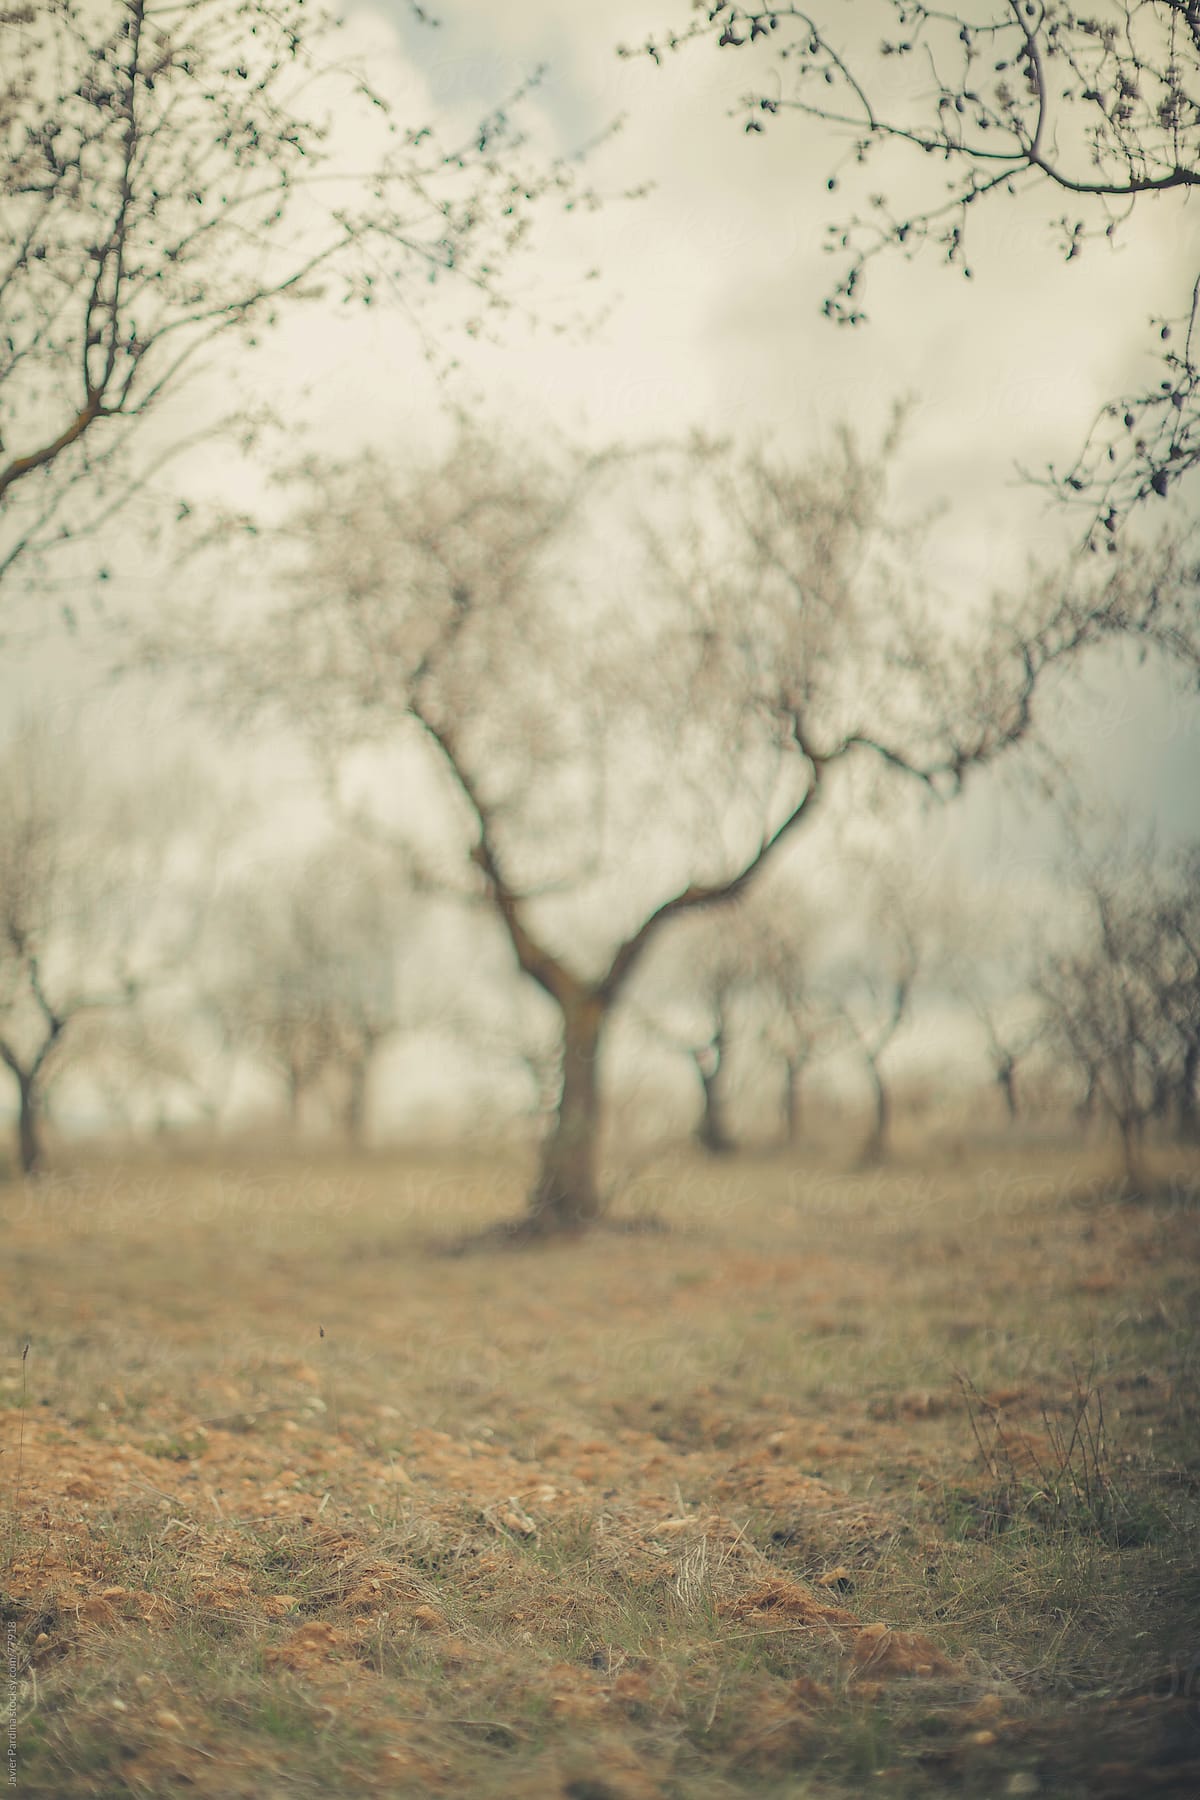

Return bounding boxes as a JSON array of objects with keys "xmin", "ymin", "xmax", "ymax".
[
  {"xmin": 694, "ymin": 1032, "xmax": 735, "ymax": 1156},
  {"xmin": 782, "ymin": 1055, "xmax": 805, "ymax": 1145},
  {"xmin": 416, "ymin": 707, "xmax": 829, "ymax": 1236},
  {"xmin": 1, "ymin": 1035, "xmax": 55, "ymax": 1177},
  {"xmin": 1116, "ymin": 1109, "xmax": 1147, "ymax": 1194},
  {"xmin": 527, "ymin": 991, "xmax": 606, "ymax": 1232},
  {"xmin": 860, "ymin": 1059, "xmax": 890, "ymax": 1166},
  {"xmin": 343, "ymin": 1056, "xmax": 369, "ymax": 1146},
  {"xmin": 996, "ymin": 1055, "xmax": 1019, "ymax": 1123},
  {"xmin": 17, "ymin": 1074, "xmax": 43, "ymax": 1177}
]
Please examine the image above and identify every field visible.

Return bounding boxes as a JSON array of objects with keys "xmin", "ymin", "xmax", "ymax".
[{"xmin": 2, "ymin": 1143, "xmax": 1199, "ymax": 1798}]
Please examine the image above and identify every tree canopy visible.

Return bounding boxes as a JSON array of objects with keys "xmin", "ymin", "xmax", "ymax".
[
  {"xmin": 0, "ymin": 0, "xmax": 586, "ymax": 620},
  {"xmin": 156, "ymin": 421, "xmax": 1200, "ymax": 1229}
]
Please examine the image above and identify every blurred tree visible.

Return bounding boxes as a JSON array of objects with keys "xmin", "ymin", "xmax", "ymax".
[
  {"xmin": 938, "ymin": 880, "xmax": 1044, "ymax": 1125},
  {"xmin": 0, "ymin": 0, "xmax": 585, "ymax": 618},
  {"xmin": 826, "ymin": 865, "xmax": 923, "ymax": 1165},
  {"xmin": 444, "ymin": 967, "xmax": 565, "ymax": 1142},
  {"xmin": 965, "ymin": 989, "xmax": 1042, "ymax": 1125},
  {"xmin": 752, "ymin": 883, "xmax": 832, "ymax": 1145},
  {"xmin": 628, "ymin": 3, "xmax": 1200, "ymax": 523},
  {"xmin": 1148, "ymin": 839, "xmax": 1200, "ymax": 1142},
  {"xmin": 0, "ymin": 719, "xmax": 206, "ymax": 1172},
  {"xmin": 1034, "ymin": 830, "xmax": 1200, "ymax": 1184},
  {"xmin": 633, "ymin": 880, "xmax": 831, "ymax": 1153},
  {"xmin": 208, "ymin": 843, "xmax": 409, "ymax": 1143},
  {"xmin": 632, "ymin": 900, "xmax": 767, "ymax": 1155},
  {"xmin": 60, "ymin": 999, "xmax": 232, "ymax": 1137},
  {"xmin": 173, "ymin": 423, "xmax": 1200, "ymax": 1235},
  {"xmin": 1036, "ymin": 861, "xmax": 1162, "ymax": 1186}
]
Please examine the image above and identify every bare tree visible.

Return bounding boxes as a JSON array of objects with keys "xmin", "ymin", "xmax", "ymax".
[
  {"xmin": 631, "ymin": 901, "xmax": 768, "ymax": 1155},
  {"xmin": 0, "ymin": 0, "xmax": 589, "ymax": 617},
  {"xmin": 0, "ymin": 721, "xmax": 205, "ymax": 1172},
  {"xmin": 751, "ymin": 881, "xmax": 833, "ymax": 1146},
  {"xmin": 628, "ymin": 3, "xmax": 1200, "ymax": 522},
  {"xmin": 938, "ymin": 882, "xmax": 1044, "ymax": 1125},
  {"xmin": 969, "ymin": 990, "xmax": 1042, "ymax": 1125},
  {"xmin": 827, "ymin": 874, "xmax": 922, "ymax": 1166},
  {"xmin": 208, "ymin": 843, "xmax": 408, "ymax": 1143},
  {"xmin": 61, "ymin": 999, "xmax": 231, "ymax": 1138},
  {"xmin": 1034, "ymin": 835, "xmax": 1187, "ymax": 1186},
  {"xmin": 171, "ymin": 422, "xmax": 1200, "ymax": 1234},
  {"xmin": 638, "ymin": 878, "xmax": 833, "ymax": 1152},
  {"xmin": 209, "ymin": 894, "xmax": 330, "ymax": 1130},
  {"xmin": 1148, "ymin": 840, "xmax": 1200, "ymax": 1142},
  {"xmin": 1037, "ymin": 946, "xmax": 1157, "ymax": 1188}
]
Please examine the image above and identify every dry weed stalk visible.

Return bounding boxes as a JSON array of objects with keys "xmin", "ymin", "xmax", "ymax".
[{"xmin": 955, "ymin": 1365, "xmax": 1141, "ymax": 1544}]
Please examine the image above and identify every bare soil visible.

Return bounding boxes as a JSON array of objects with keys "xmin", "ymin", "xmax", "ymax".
[{"xmin": 2, "ymin": 1143, "xmax": 1198, "ymax": 1797}]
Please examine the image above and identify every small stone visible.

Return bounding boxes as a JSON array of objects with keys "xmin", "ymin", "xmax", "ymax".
[{"xmin": 154, "ymin": 1709, "xmax": 184, "ymax": 1731}]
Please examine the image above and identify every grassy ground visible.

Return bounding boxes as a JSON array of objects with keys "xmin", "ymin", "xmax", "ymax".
[{"xmin": 2, "ymin": 1141, "xmax": 1198, "ymax": 1798}]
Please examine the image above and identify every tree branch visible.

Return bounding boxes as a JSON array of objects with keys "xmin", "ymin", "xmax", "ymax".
[
  {"xmin": 599, "ymin": 746, "xmax": 826, "ymax": 1003},
  {"xmin": 409, "ymin": 704, "xmax": 576, "ymax": 1009}
]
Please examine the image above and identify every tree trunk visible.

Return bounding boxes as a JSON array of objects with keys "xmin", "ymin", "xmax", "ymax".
[
  {"xmin": 17, "ymin": 1073, "xmax": 43, "ymax": 1176},
  {"xmin": 1076, "ymin": 1067, "xmax": 1098, "ymax": 1133},
  {"xmin": 782, "ymin": 1056, "xmax": 803, "ymax": 1145},
  {"xmin": 996, "ymin": 1056, "xmax": 1018, "ymax": 1124},
  {"xmin": 286, "ymin": 1063, "xmax": 303, "ymax": 1128},
  {"xmin": 694, "ymin": 1031, "xmax": 734, "ymax": 1156},
  {"xmin": 1116, "ymin": 1108, "xmax": 1146, "ymax": 1194},
  {"xmin": 343, "ymin": 1056, "xmax": 368, "ymax": 1146},
  {"xmin": 860, "ymin": 1058, "xmax": 889, "ymax": 1165},
  {"xmin": 528, "ymin": 992, "xmax": 606, "ymax": 1232}
]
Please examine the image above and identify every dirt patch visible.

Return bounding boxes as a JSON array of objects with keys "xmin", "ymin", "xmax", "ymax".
[{"xmin": 3, "ymin": 1145, "xmax": 1198, "ymax": 1796}]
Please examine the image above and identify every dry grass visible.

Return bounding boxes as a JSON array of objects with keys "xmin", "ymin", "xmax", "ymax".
[{"xmin": 2, "ymin": 1141, "xmax": 1198, "ymax": 1797}]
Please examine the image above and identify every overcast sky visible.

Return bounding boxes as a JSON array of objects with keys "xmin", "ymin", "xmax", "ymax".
[
  {"xmin": 222, "ymin": 0, "xmax": 1199, "ymax": 856},
  {"xmin": 322, "ymin": 0, "xmax": 1186, "ymax": 547},
  {"xmin": 13, "ymin": 0, "xmax": 1199, "ymax": 857}
]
